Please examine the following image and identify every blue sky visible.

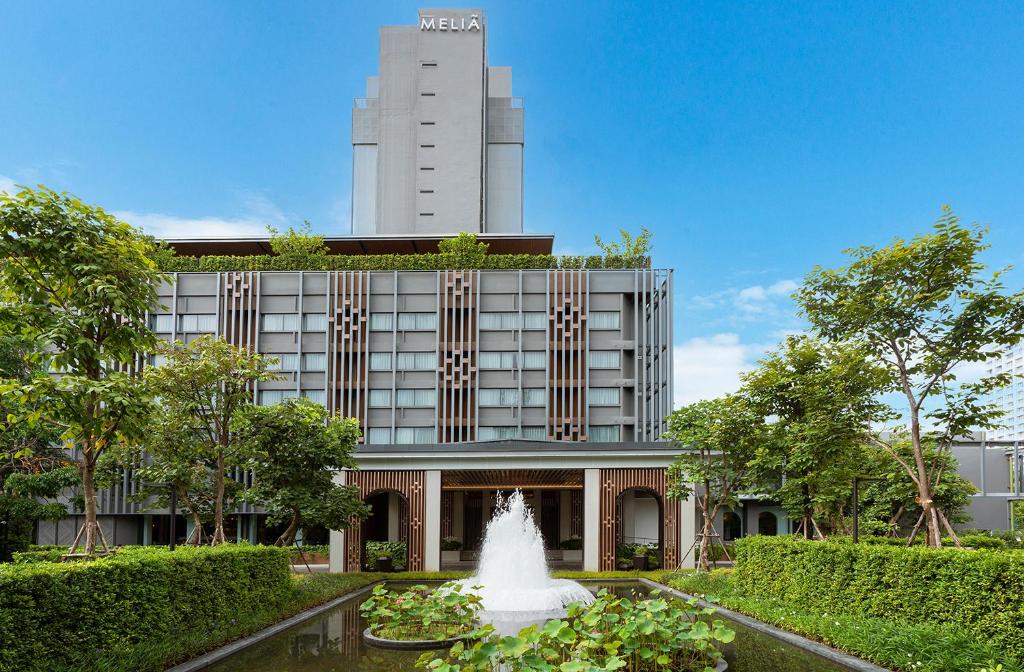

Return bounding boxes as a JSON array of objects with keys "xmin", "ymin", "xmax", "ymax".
[{"xmin": 2, "ymin": 1, "xmax": 1023, "ymax": 406}]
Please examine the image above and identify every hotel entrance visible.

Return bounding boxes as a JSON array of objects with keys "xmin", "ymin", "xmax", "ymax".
[{"xmin": 439, "ymin": 469, "xmax": 584, "ymax": 570}]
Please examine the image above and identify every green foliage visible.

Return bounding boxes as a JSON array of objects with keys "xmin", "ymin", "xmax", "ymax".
[
  {"xmin": 594, "ymin": 227, "xmax": 653, "ymax": 262},
  {"xmin": 616, "ymin": 542, "xmax": 661, "ymax": 569},
  {"xmin": 360, "ymin": 582, "xmax": 487, "ymax": 641},
  {"xmin": 559, "ymin": 535, "xmax": 583, "ymax": 550},
  {"xmin": 290, "ymin": 543, "xmax": 329, "ymax": 558},
  {"xmin": 0, "ymin": 544, "xmax": 293, "ymax": 672},
  {"xmin": 441, "ymin": 536, "xmax": 464, "ymax": 551},
  {"xmin": 797, "ymin": 207, "xmax": 1024, "ymax": 546},
  {"xmin": 669, "ymin": 569, "xmax": 1017, "ymax": 672},
  {"xmin": 0, "ymin": 187, "xmax": 167, "ymax": 554},
  {"xmin": 267, "ymin": 221, "xmax": 329, "ymax": 258},
  {"xmin": 419, "ymin": 587, "xmax": 733, "ymax": 671},
  {"xmin": 437, "ymin": 232, "xmax": 490, "ymax": 267},
  {"xmin": 234, "ymin": 397, "xmax": 368, "ymax": 545},
  {"xmin": 731, "ymin": 536, "xmax": 1024, "ymax": 663},
  {"xmin": 365, "ymin": 540, "xmax": 408, "ymax": 570}
]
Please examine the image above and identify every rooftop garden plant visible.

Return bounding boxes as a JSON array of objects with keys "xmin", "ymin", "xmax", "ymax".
[{"xmin": 359, "ymin": 582, "xmax": 488, "ymax": 642}]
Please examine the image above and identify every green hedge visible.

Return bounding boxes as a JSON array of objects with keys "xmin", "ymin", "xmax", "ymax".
[
  {"xmin": 0, "ymin": 544, "xmax": 292, "ymax": 672},
  {"xmin": 159, "ymin": 252, "xmax": 650, "ymax": 273},
  {"xmin": 733, "ymin": 536, "xmax": 1024, "ymax": 661}
]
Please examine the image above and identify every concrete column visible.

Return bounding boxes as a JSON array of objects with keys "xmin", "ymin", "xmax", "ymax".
[
  {"xmin": 679, "ymin": 493, "xmax": 697, "ymax": 569},
  {"xmin": 424, "ymin": 470, "xmax": 442, "ymax": 571},
  {"xmin": 583, "ymin": 468, "xmax": 600, "ymax": 571},
  {"xmin": 141, "ymin": 515, "xmax": 153, "ymax": 546},
  {"xmin": 329, "ymin": 470, "xmax": 348, "ymax": 573}
]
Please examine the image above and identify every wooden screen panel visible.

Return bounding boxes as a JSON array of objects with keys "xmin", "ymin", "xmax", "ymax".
[
  {"xmin": 598, "ymin": 468, "xmax": 679, "ymax": 571},
  {"xmin": 439, "ymin": 270, "xmax": 477, "ymax": 443},
  {"xmin": 548, "ymin": 270, "xmax": 587, "ymax": 441},
  {"xmin": 220, "ymin": 271, "xmax": 259, "ymax": 350},
  {"xmin": 345, "ymin": 470, "xmax": 426, "ymax": 572},
  {"xmin": 328, "ymin": 271, "xmax": 369, "ymax": 431}
]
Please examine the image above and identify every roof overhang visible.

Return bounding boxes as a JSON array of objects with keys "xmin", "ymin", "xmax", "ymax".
[{"xmin": 162, "ymin": 233, "xmax": 555, "ymax": 257}]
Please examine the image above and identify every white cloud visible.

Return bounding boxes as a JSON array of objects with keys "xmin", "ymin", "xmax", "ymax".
[
  {"xmin": 0, "ymin": 175, "xmax": 17, "ymax": 195},
  {"xmin": 113, "ymin": 211, "xmax": 270, "ymax": 238},
  {"xmin": 734, "ymin": 279, "xmax": 798, "ymax": 314},
  {"xmin": 674, "ymin": 333, "xmax": 765, "ymax": 407}
]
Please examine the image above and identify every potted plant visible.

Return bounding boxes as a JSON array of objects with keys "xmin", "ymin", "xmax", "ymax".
[
  {"xmin": 559, "ymin": 535, "xmax": 583, "ymax": 563},
  {"xmin": 632, "ymin": 546, "xmax": 648, "ymax": 570},
  {"xmin": 441, "ymin": 536, "xmax": 463, "ymax": 564},
  {"xmin": 365, "ymin": 540, "xmax": 407, "ymax": 572}
]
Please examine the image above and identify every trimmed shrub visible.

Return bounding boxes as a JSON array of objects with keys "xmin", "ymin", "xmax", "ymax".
[
  {"xmin": 732, "ymin": 536, "xmax": 1024, "ymax": 661},
  {"xmin": 0, "ymin": 544, "xmax": 292, "ymax": 672}
]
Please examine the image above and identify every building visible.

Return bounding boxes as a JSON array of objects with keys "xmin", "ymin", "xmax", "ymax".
[
  {"xmin": 988, "ymin": 343, "xmax": 1024, "ymax": 441},
  {"xmin": 352, "ymin": 8, "xmax": 524, "ymax": 236}
]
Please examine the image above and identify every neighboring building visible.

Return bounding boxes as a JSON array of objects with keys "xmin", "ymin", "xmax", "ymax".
[
  {"xmin": 352, "ymin": 8, "xmax": 524, "ymax": 236},
  {"xmin": 988, "ymin": 343, "xmax": 1024, "ymax": 441}
]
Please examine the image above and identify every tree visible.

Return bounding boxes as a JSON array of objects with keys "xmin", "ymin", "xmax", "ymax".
[
  {"xmin": 743, "ymin": 336, "xmax": 890, "ymax": 538},
  {"xmin": 438, "ymin": 232, "xmax": 489, "ymax": 268},
  {"xmin": 233, "ymin": 398, "xmax": 368, "ymax": 546},
  {"xmin": 267, "ymin": 221, "xmax": 329, "ymax": 258},
  {"xmin": 145, "ymin": 335, "xmax": 278, "ymax": 544},
  {"xmin": 666, "ymin": 394, "xmax": 766, "ymax": 570},
  {"xmin": 797, "ymin": 207, "xmax": 1024, "ymax": 547},
  {"xmin": 594, "ymin": 227, "xmax": 652, "ymax": 260},
  {"xmin": 0, "ymin": 187, "xmax": 165, "ymax": 555}
]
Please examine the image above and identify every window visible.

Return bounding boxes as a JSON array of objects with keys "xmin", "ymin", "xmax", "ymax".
[
  {"xmin": 366, "ymin": 427, "xmax": 392, "ymax": 444},
  {"xmin": 479, "ymin": 351, "xmax": 516, "ymax": 369},
  {"xmin": 178, "ymin": 314, "xmax": 217, "ymax": 333},
  {"xmin": 523, "ymin": 312, "xmax": 547, "ymax": 330},
  {"xmin": 368, "ymin": 389, "xmax": 392, "ymax": 407},
  {"xmin": 397, "ymin": 352, "xmax": 436, "ymax": 370},
  {"xmin": 420, "ymin": 92, "xmax": 436, "ymax": 97},
  {"xmin": 369, "ymin": 313, "xmax": 394, "ymax": 331},
  {"xmin": 419, "ymin": 213, "xmax": 434, "ymax": 217},
  {"xmin": 588, "ymin": 425, "xmax": 621, "ymax": 442},
  {"xmin": 419, "ymin": 167, "xmax": 435, "ymax": 171},
  {"xmin": 398, "ymin": 313, "xmax": 437, "ymax": 330},
  {"xmin": 421, "ymin": 61, "xmax": 437, "ymax": 67},
  {"xmin": 396, "ymin": 388, "xmax": 437, "ymax": 407},
  {"xmin": 420, "ymin": 144, "xmax": 435, "ymax": 148},
  {"xmin": 395, "ymin": 427, "xmax": 435, "ymax": 444},
  {"xmin": 478, "ymin": 426, "xmax": 547, "ymax": 441},
  {"xmin": 259, "ymin": 389, "xmax": 297, "ymax": 406},
  {"xmin": 420, "ymin": 121, "xmax": 435, "ymax": 125},
  {"xmin": 590, "ymin": 312, "xmax": 621, "ymax": 330},
  {"xmin": 262, "ymin": 314, "xmax": 300, "ymax": 332},
  {"xmin": 479, "ymin": 388, "xmax": 519, "ymax": 406},
  {"xmin": 588, "ymin": 387, "xmax": 621, "ymax": 406},
  {"xmin": 302, "ymin": 353, "xmax": 326, "ymax": 371},
  {"xmin": 419, "ymin": 189, "xmax": 435, "ymax": 194},
  {"xmin": 369, "ymin": 352, "xmax": 392, "ymax": 370},
  {"xmin": 523, "ymin": 351, "xmax": 546, "ymax": 369},
  {"xmin": 522, "ymin": 388, "xmax": 546, "ymax": 407},
  {"xmin": 523, "ymin": 426, "xmax": 547, "ymax": 440},
  {"xmin": 479, "ymin": 312, "xmax": 547, "ymax": 330},
  {"xmin": 302, "ymin": 313, "xmax": 327, "ymax": 331},
  {"xmin": 150, "ymin": 314, "xmax": 173, "ymax": 332},
  {"xmin": 302, "ymin": 389, "xmax": 326, "ymax": 405},
  {"xmin": 266, "ymin": 353, "xmax": 299, "ymax": 371},
  {"xmin": 589, "ymin": 351, "xmax": 621, "ymax": 369}
]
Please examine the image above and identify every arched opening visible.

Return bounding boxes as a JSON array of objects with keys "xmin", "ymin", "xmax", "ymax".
[
  {"xmin": 757, "ymin": 511, "xmax": 778, "ymax": 536},
  {"xmin": 361, "ymin": 489, "xmax": 409, "ymax": 570},
  {"xmin": 616, "ymin": 487, "xmax": 663, "ymax": 570},
  {"xmin": 722, "ymin": 511, "xmax": 742, "ymax": 541}
]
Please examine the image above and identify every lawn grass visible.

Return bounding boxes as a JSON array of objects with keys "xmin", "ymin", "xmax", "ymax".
[{"xmin": 666, "ymin": 570, "xmax": 1019, "ymax": 672}]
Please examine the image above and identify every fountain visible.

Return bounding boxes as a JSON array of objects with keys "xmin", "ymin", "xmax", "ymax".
[{"xmin": 457, "ymin": 490, "xmax": 594, "ymax": 634}]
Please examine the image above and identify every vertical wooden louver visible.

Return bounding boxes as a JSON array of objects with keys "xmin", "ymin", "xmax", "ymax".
[
  {"xmin": 344, "ymin": 470, "xmax": 426, "ymax": 572},
  {"xmin": 327, "ymin": 271, "xmax": 370, "ymax": 435},
  {"xmin": 598, "ymin": 468, "xmax": 679, "ymax": 571},
  {"xmin": 548, "ymin": 270, "xmax": 587, "ymax": 441},
  {"xmin": 438, "ymin": 270, "xmax": 477, "ymax": 443},
  {"xmin": 220, "ymin": 271, "xmax": 259, "ymax": 350}
]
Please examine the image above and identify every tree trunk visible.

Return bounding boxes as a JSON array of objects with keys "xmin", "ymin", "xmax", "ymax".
[
  {"xmin": 909, "ymin": 419, "xmax": 942, "ymax": 547},
  {"xmin": 79, "ymin": 451, "xmax": 103, "ymax": 555},
  {"xmin": 211, "ymin": 451, "xmax": 226, "ymax": 545},
  {"xmin": 187, "ymin": 511, "xmax": 204, "ymax": 545},
  {"xmin": 275, "ymin": 509, "xmax": 302, "ymax": 547}
]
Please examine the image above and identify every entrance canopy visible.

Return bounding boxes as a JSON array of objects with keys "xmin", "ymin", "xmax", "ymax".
[{"xmin": 442, "ymin": 469, "xmax": 583, "ymax": 490}]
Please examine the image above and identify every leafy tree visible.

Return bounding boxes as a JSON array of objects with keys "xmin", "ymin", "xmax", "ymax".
[
  {"xmin": 0, "ymin": 187, "xmax": 165, "ymax": 555},
  {"xmin": 233, "ymin": 398, "xmax": 368, "ymax": 546},
  {"xmin": 267, "ymin": 221, "xmax": 329, "ymax": 258},
  {"xmin": 594, "ymin": 227, "xmax": 652, "ymax": 259},
  {"xmin": 437, "ymin": 232, "xmax": 489, "ymax": 268},
  {"xmin": 743, "ymin": 336, "xmax": 890, "ymax": 537},
  {"xmin": 666, "ymin": 394, "xmax": 766, "ymax": 570},
  {"xmin": 145, "ymin": 336, "xmax": 278, "ymax": 544},
  {"xmin": 797, "ymin": 207, "xmax": 1024, "ymax": 546}
]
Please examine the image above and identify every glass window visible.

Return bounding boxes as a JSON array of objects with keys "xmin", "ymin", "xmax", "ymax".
[
  {"xmin": 301, "ymin": 353, "xmax": 326, "ymax": 371},
  {"xmin": 523, "ymin": 312, "xmax": 547, "ymax": 330},
  {"xmin": 396, "ymin": 388, "xmax": 437, "ymax": 407},
  {"xmin": 479, "ymin": 351, "xmax": 515, "ymax": 369},
  {"xmin": 397, "ymin": 312, "xmax": 437, "ymax": 330},
  {"xmin": 259, "ymin": 389, "xmax": 297, "ymax": 406},
  {"xmin": 522, "ymin": 351, "xmax": 546, "ymax": 369},
  {"xmin": 479, "ymin": 312, "xmax": 517, "ymax": 330},
  {"xmin": 588, "ymin": 387, "xmax": 621, "ymax": 406},
  {"xmin": 522, "ymin": 426, "xmax": 547, "ymax": 440},
  {"xmin": 261, "ymin": 314, "xmax": 300, "ymax": 332},
  {"xmin": 369, "ymin": 352, "xmax": 392, "ymax": 370},
  {"xmin": 395, "ymin": 427, "xmax": 435, "ymax": 444},
  {"xmin": 479, "ymin": 388, "xmax": 519, "ymax": 406},
  {"xmin": 522, "ymin": 388, "xmax": 546, "ymax": 407},
  {"xmin": 302, "ymin": 389, "xmax": 326, "ymax": 405},
  {"xmin": 588, "ymin": 425, "xmax": 621, "ymax": 442},
  {"xmin": 368, "ymin": 389, "xmax": 392, "ymax": 407},
  {"xmin": 178, "ymin": 314, "xmax": 217, "ymax": 333},
  {"xmin": 366, "ymin": 427, "xmax": 392, "ymax": 444},
  {"xmin": 150, "ymin": 314, "xmax": 174, "ymax": 332},
  {"xmin": 266, "ymin": 353, "xmax": 299, "ymax": 371},
  {"xmin": 397, "ymin": 352, "xmax": 435, "ymax": 370},
  {"xmin": 302, "ymin": 313, "xmax": 327, "ymax": 331},
  {"xmin": 589, "ymin": 351, "xmax": 621, "ymax": 369},
  {"xmin": 369, "ymin": 313, "xmax": 394, "ymax": 331},
  {"xmin": 478, "ymin": 426, "xmax": 548, "ymax": 441},
  {"xmin": 590, "ymin": 312, "xmax": 620, "ymax": 330}
]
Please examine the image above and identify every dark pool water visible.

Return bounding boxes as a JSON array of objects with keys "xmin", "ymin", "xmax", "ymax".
[{"xmin": 203, "ymin": 582, "xmax": 853, "ymax": 672}]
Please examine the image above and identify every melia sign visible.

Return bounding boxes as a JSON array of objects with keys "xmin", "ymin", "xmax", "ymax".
[{"xmin": 420, "ymin": 14, "xmax": 482, "ymax": 32}]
